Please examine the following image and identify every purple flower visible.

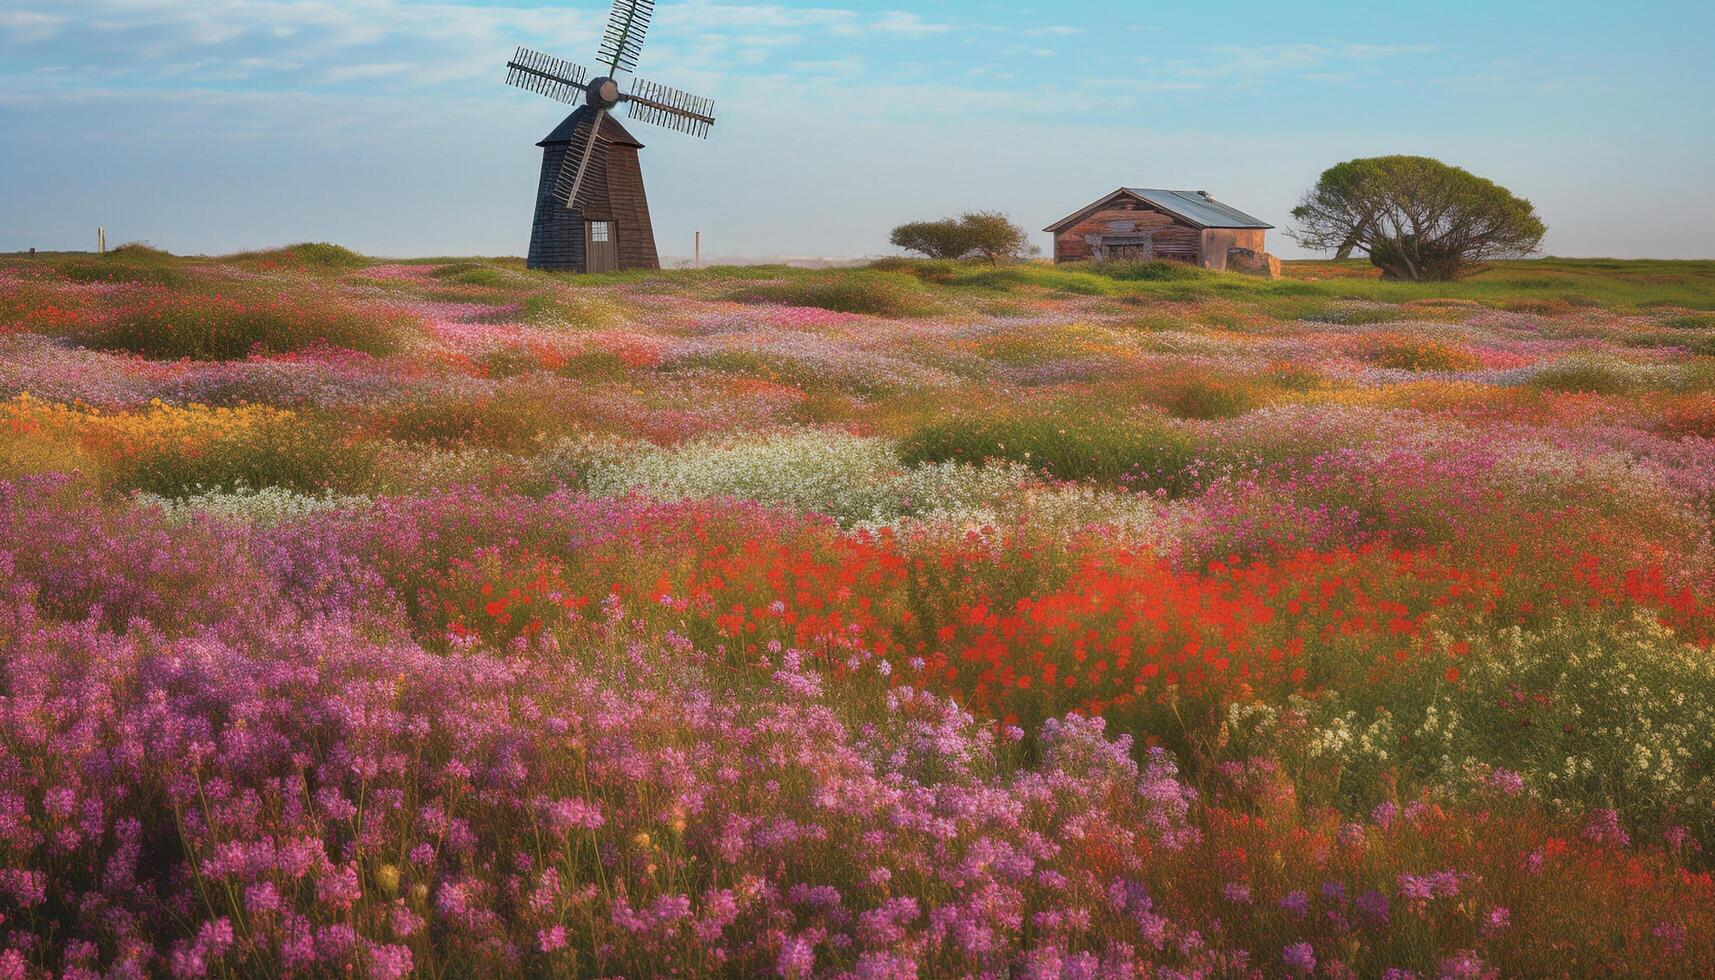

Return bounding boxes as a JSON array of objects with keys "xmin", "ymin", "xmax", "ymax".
[
  {"xmin": 1283, "ymin": 942, "xmax": 1316, "ymax": 975},
  {"xmin": 1488, "ymin": 768, "xmax": 1525, "ymax": 796},
  {"xmin": 1357, "ymin": 889, "xmax": 1390, "ymax": 922}
]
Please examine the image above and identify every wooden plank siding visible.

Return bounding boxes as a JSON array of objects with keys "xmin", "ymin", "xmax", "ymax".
[
  {"xmin": 527, "ymin": 111, "xmax": 661, "ymax": 273},
  {"xmin": 1051, "ymin": 199, "xmax": 1203, "ymax": 264},
  {"xmin": 526, "ymin": 140, "xmax": 586, "ymax": 272},
  {"xmin": 604, "ymin": 146, "xmax": 659, "ymax": 271}
]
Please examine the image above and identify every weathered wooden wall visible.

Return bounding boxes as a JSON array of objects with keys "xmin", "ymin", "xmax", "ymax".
[
  {"xmin": 526, "ymin": 139, "xmax": 586, "ymax": 272},
  {"xmin": 527, "ymin": 112, "xmax": 660, "ymax": 273},
  {"xmin": 1052, "ymin": 198, "xmax": 1269, "ymax": 266},
  {"xmin": 604, "ymin": 146, "xmax": 659, "ymax": 271},
  {"xmin": 1052, "ymin": 199, "xmax": 1203, "ymax": 263}
]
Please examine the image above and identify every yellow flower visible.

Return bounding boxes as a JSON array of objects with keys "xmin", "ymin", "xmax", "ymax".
[{"xmin": 375, "ymin": 864, "xmax": 402, "ymax": 896}]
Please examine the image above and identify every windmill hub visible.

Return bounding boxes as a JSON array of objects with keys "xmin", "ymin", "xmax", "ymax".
[{"xmin": 586, "ymin": 77, "xmax": 622, "ymax": 110}]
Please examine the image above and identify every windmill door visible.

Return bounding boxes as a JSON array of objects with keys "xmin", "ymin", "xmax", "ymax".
[{"xmin": 585, "ymin": 221, "xmax": 618, "ymax": 273}]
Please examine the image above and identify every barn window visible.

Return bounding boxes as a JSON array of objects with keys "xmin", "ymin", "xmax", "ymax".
[{"xmin": 590, "ymin": 221, "xmax": 611, "ymax": 243}]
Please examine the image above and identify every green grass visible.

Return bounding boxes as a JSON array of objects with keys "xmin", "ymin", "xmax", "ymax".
[
  {"xmin": 857, "ymin": 257, "xmax": 1715, "ymax": 319},
  {"xmin": 1528, "ymin": 357, "xmax": 1646, "ymax": 395},
  {"xmin": 56, "ymin": 245, "xmax": 187, "ymax": 287},
  {"xmin": 898, "ymin": 404, "xmax": 1197, "ymax": 489},
  {"xmin": 119, "ymin": 414, "xmax": 377, "ymax": 497},
  {"xmin": 1284, "ymin": 258, "xmax": 1715, "ymax": 311},
  {"xmin": 222, "ymin": 242, "xmax": 370, "ymax": 271},
  {"xmin": 728, "ymin": 269, "xmax": 942, "ymax": 317},
  {"xmin": 84, "ymin": 287, "xmax": 413, "ymax": 360}
]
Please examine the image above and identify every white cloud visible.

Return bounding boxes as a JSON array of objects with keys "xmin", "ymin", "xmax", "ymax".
[
  {"xmin": 872, "ymin": 12, "xmax": 952, "ymax": 38},
  {"xmin": 0, "ymin": 11, "xmax": 65, "ymax": 43}
]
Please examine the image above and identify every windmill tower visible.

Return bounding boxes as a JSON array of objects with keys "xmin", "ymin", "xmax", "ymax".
[{"xmin": 505, "ymin": 0, "xmax": 716, "ymax": 273}]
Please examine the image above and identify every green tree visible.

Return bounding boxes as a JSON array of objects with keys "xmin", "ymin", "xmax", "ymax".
[
  {"xmin": 959, "ymin": 211, "xmax": 1038, "ymax": 265},
  {"xmin": 890, "ymin": 212, "xmax": 1038, "ymax": 264},
  {"xmin": 889, "ymin": 219, "xmax": 973, "ymax": 260},
  {"xmin": 1290, "ymin": 156, "xmax": 1546, "ymax": 281}
]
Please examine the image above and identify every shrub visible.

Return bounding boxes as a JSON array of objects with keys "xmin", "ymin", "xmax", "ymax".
[
  {"xmin": 1089, "ymin": 260, "xmax": 1213, "ymax": 283},
  {"xmin": 1266, "ymin": 362, "xmax": 1330, "ymax": 392},
  {"xmin": 867, "ymin": 257, "xmax": 961, "ymax": 284},
  {"xmin": 1363, "ymin": 333, "xmax": 1481, "ymax": 372},
  {"xmin": 223, "ymin": 242, "xmax": 369, "ymax": 271},
  {"xmin": 576, "ymin": 430, "xmax": 1034, "ymax": 526},
  {"xmin": 889, "ymin": 211, "xmax": 1037, "ymax": 264},
  {"xmin": 119, "ymin": 413, "xmax": 376, "ymax": 498},
  {"xmin": 1661, "ymin": 394, "xmax": 1715, "ymax": 439},
  {"xmin": 899, "ymin": 406, "xmax": 1196, "ymax": 488},
  {"xmin": 138, "ymin": 485, "xmax": 370, "ymax": 524},
  {"xmin": 1239, "ymin": 613, "xmax": 1715, "ymax": 846},
  {"xmin": 1153, "ymin": 377, "xmax": 1262, "ymax": 419},
  {"xmin": 889, "ymin": 218, "xmax": 975, "ymax": 260},
  {"xmin": 57, "ymin": 253, "xmax": 185, "ymax": 287},
  {"xmin": 81, "ymin": 287, "xmax": 414, "ymax": 359},
  {"xmin": 1664, "ymin": 313, "xmax": 1715, "ymax": 330},
  {"xmin": 1528, "ymin": 357, "xmax": 1642, "ymax": 395},
  {"xmin": 433, "ymin": 263, "xmax": 516, "ymax": 288},
  {"xmin": 729, "ymin": 270, "xmax": 938, "ymax": 317},
  {"xmin": 381, "ymin": 392, "xmax": 560, "ymax": 452}
]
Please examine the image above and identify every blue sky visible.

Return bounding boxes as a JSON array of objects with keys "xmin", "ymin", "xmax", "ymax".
[{"xmin": 2, "ymin": 0, "xmax": 1711, "ymax": 260}]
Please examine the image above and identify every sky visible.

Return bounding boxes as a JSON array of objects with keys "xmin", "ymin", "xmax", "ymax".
[{"xmin": 2, "ymin": 0, "xmax": 1712, "ymax": 261}]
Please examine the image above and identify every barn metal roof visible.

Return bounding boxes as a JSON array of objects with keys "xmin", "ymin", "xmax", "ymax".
[
  {"xmin": 1127, "ymin": 189, "xmax": 1272, "ymax": 229},
  {"xmin": 1044, "ymin": 188, "xmax": 1273, "ymax": 232},
  {"xmin": 538, "ymin": 106, "xmax": 645, "ymax": 148}
]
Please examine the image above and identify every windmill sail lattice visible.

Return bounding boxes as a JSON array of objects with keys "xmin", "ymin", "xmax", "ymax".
[
  {"xmin": 597, "ymin": 0, "xmax": 655, "ymax": 74},
  {"xmin": 626, "ymin": 78, "xmax": 715, "ymax": 138},
  {"xmin": 504, "ymin": 47, "xmax": 589, "ymax": 103}
]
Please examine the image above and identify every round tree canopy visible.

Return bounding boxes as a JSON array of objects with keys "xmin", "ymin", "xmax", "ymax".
[{"xmin": 1289, "ymin": 155, "xmax": 1546, "ymax": 281}]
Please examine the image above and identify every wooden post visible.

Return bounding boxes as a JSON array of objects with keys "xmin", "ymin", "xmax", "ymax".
[
  {"xmin": 695, "ymin": 231, "xmax": 701, "ymax": 270},
  {"xmin": 98, "ymin": 227, "xmax": 106, "ymax": 255}
]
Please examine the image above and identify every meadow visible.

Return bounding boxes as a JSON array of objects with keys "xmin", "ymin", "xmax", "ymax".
[{"xmin": 2, "ymin": 242, "xmax": 1714, "ymax": 977}]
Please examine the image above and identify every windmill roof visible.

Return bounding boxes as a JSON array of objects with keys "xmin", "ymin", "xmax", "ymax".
[
  {"xmin": 538, "ymin": 106, "xmax": 645, "ymax": 148},
  {"xmin": 1044, "ymin": 188, "xmax": 1273, "ymax": 232}
]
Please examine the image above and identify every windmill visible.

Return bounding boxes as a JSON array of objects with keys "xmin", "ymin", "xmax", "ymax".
[{"xmin": 505, "ymin": 0, "xmax": 715, "ymax": 272}]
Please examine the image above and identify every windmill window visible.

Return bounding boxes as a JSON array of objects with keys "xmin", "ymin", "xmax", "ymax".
[{"xmin": 590, "ymin": 222, "xmax": 611, "ymax": 243}]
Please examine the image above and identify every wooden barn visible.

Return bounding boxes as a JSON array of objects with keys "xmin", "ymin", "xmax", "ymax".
[
  {"xmin": 1044, "ymin": 188, "xmax": 1276, "ymax": 274},
  {"xmin": 527, "ymin": 106, "xmax": 659, "ymax": 273}
]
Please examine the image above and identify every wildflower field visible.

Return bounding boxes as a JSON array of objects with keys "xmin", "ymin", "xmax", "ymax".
[{"xmin": 2, "ymin": 242, "xmax": 1715, "ymax": 977}]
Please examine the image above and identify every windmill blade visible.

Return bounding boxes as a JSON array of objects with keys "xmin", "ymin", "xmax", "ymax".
[
  {"xmin": 597, "ymin": 0, "xmax": 654, "ymax": 74},
  {"xmin": 623, "ymin": 78, "xmax": 716, "ymax": 138},
  {"xmin": 505, "ymin": 47, "xmax": 590, "ymax": 103},
  {"xmin": 553, "ymin": 110, "xmax": 612, "ymax": 211}
]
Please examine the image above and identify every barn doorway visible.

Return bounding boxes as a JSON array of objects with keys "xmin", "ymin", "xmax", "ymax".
[{"xmin": 585, "ymin": 221, "xmax": 618, "ymax": 273}]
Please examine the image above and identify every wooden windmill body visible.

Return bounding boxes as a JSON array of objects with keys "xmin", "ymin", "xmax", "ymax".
[
  {"xmin": 528, "ymin": 109, "xmax": 657, "ymax": 272},
  {"xmin": 505, "ymin": 1, "xmax": 715, "ymax": 273}
]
